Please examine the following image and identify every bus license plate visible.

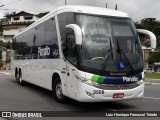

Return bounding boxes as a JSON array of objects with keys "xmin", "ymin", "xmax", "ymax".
[{"xmin": 113, "ymin": 93, "xmax": 124, "ymax": 98}]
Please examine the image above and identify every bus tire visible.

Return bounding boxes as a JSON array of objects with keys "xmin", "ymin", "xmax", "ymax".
[
  {"xmin": 18, "ymin": 70, "xmax": 25, "ymax": 86},
  {"xmin": 15, "ymin": 69, "xmax": 19, "ymax": 82},
  {"xmin": 53, "ymin": 77, "xmax": 67, "ymax": 103}
]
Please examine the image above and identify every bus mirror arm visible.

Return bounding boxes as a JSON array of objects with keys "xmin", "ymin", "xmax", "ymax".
[
  {"xmin": 137, "ymin": 29, "xmax": 156, "ymax": 51},
  {"xmin": 65, "ymin": 24, "xmax": 83, "ymax": 45}
]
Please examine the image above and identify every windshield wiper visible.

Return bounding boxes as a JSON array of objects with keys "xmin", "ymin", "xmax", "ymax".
[
  {"xmin": 116, "ymin": 40, "xmax": 135, "ymax": 75},
  {"xmin": 101, "ymin": 38, "xmax": 113, "ymax": 74}
]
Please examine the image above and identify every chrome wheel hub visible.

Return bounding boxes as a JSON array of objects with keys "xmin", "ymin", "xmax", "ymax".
[{"xmin": 56, "ymin": 83, "xmax": 63, "ymax": 99}]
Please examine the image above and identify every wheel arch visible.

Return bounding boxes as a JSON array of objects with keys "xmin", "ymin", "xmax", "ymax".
[
  {"xmin": 52, "ymin": 73, "xmax": 60, "ymax": 89},
  {"xmin": 19, "ymin": 68, "xmax": 22, "ymax": 75}
]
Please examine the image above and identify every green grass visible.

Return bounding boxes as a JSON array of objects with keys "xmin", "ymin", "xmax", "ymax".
[{"xmin": 145, "ymin": 73, "xmax": 160, "ymax": 79}]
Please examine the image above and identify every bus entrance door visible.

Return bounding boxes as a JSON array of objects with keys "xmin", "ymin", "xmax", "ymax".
[{"xmin": 65, "ymin": 29, "xmax": 78, "ymax": 98}]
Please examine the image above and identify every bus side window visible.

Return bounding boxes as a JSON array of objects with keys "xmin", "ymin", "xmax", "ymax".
[{"xmin": 66, "ymin": 29, "xmax": 77, "ymax": 66}]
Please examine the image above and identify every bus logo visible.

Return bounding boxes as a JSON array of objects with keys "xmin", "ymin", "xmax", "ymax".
[
  {"xmin": 118, "ymin": 61, "xmax": 125, "ymax": 69},
  {"xmin": 117, "ymin": 85, "xmax": 122, "ymax": 90}
]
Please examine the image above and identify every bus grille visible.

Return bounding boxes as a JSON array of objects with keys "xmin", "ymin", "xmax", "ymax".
[{"xmin": 94, "ymin": 83, "xmax": 139, "ymax": 90}]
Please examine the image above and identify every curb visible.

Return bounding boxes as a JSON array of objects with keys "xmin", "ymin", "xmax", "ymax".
[
  {"xmin": 145, "ymin": 78, "xmax": 160, "ymax": 85},
  {"xmin": 0, "ymin": 72, "xmax": 10, "ymax": 75},
  {"xmin": 145, "ymin": 82, "xmax": 160, "ymax": 85}
]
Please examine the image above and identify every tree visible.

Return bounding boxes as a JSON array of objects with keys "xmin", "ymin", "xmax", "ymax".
[
  {"xmin": 149, "ymin": 52, "xmax": 160, "ymax": 63},
  {"xmin": 0, "ymin": 41, "xmax": 12, "ymax": 49},
  {"xmin": 12, "ymin": 42, "xmax": 27, "ymax": 50},
  {"xmin": 4, "ymin": 11, "xmax": 16, "ymax": 18},
  {"xmin": 135, "ymin": 18, "xmax": 160, "ymax": 50}
]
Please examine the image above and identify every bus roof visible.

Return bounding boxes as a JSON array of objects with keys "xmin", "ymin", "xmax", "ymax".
[
  {"xmin": 56, "ymin": 5, "xmax": 129, "ymax": 18},
  {"xmin": 14, "ymin": 5, "xmax": 130, "ymax": 38}
]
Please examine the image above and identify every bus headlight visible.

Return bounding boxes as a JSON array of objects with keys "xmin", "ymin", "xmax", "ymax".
[
  {"xmin": 137, "ymin": 80, "xmax": 144, "ymax": 85},
  {"xmin": 77, "ymin": 76, "xmax": 99, "ymax": 86},
  {"xmin": 84, "ymin": 79, "xmax": 100, "ymax": 86}
]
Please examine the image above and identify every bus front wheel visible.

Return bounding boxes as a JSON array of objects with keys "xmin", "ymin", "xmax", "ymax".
[{"xmin": 53, "ymin": 77, "xmax": 67, "ymax": 103}]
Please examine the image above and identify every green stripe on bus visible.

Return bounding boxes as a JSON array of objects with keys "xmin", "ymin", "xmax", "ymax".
[
  {"xmin": 97, "ymin": 76, "xmax": 106, "ymax": 83},
  {"xmin": 91, "ymin": 75, "xmax": 106, "ymax": 84},
  {"xmin": 91, "ymin": 75, "xmax": 99, "ymax": 82}
]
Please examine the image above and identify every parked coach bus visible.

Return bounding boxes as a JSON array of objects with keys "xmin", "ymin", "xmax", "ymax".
[{"xmin": 12, "ymin": 5, "xmax": 156, "ymax": 103}]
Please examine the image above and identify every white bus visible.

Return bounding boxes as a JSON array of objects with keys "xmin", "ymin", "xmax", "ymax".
[{"xmin": 12, "ymin": 5, "xmax": 156, "ymax": 103}]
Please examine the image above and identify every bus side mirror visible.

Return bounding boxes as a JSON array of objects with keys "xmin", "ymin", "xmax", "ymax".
[
  {"xmin": 65, "ymin": 24, "xmax": 82, "ymax": 45},
  {"xmin": 137, "ymin": 29, "xmax": 156, "ymax": 51}
]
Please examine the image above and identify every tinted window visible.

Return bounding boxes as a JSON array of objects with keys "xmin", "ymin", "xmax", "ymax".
[
  {"xmin": 35, "ymin": 22, "xmax": 46, "ymax": 46},
  {"xmin": 57, "ymin": 12, "xmax": 75, "ymax": 55},
  {"xmin": 45, "ymin": 18, "xmax": 57, "ymax": 43},
  {"xmin": 66, "ymin": 29, "xmax": 77, "ymax": 65},
  {"xmin": 14, "ymin": 17, "xmax": 59, "ymax": 60},
  {"xmin": 13, "ymin": 31, "xmax": 29, "ymax": 60},
  {"xmin": 40, "ymin": 18, "xmax": 59, "ymax": 59},
  {"xmin": 28, "ymin": 28, "xmax": 35, "ymax": 47}
]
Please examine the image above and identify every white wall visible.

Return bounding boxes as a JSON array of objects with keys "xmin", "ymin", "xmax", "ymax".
[
  {"xmin": 3, "ymin": 28, "xmax": 20, "ymax": 36},
  {"xmin": 2, "ymin": 14, "xmax": 39, "ymax": 43},
  {"xmin": 4, "ymin": 35, "xmax": 13, "ymax": 43},
  {"xmin": 2, "ymin": 51, "xmax": 6, "ymax": 61},
  {"xmin": 3, "ymin": 26, "xmax": 27, "ymax": 42}
]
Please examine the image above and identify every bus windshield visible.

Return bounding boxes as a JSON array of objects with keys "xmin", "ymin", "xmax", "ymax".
[{"xmin": 76, "ymin": 14, "xmax": 143, "ymax": 74}]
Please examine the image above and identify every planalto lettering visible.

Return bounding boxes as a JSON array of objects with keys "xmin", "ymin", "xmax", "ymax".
[
  {"xmin": 123, "ymin": 77, "xmax": 138, "ymax": 82},
  {"xmin": 38, "ymin": 46, "xmax": 50, "ymax": 56}
]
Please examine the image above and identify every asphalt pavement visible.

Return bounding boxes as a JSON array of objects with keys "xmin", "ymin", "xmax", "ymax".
[{"xmin": 0, "ymin": 71, "xmax": 160, "ymax": 120}]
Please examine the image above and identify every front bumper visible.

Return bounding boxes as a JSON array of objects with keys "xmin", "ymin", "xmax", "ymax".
[{"xmin": 77, "ymin": 81, "xmax": 144, "ymax": 102}]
